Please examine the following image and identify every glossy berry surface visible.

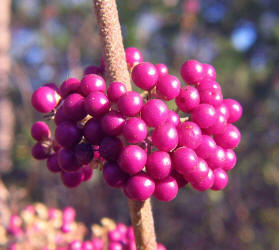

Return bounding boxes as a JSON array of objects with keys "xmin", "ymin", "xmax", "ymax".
[
  {"xmin": 63, "ymin": 93, "xmax": 86, "ymax": 121},
  {"xmin": 214, "ymin": 124, "xmax": 241, "ymax": 149},
  {"xmin": 117, "ymin": 91, "xmax": 143, "ymax": 117},
  {"xmin": 125, "ymin": 47, "xmax": 143, "ymax": 68},
  {"xmin": 175, "ymin": 86, "xmax": 200, "ymax": 112},
  {"xmin": 223, "ymin": 99, "xmax": 243, "ymax": 123},
  {"xmin": 191, "ymin": 104, "xmax": 216, "ymax": 128},
  {"xmin": 101, "ymin": 111, "xmax": 125, "ymax": 136},
  {"xmin": 156, "ymin": 74, "xmax": 181, "ymax": 100},
  {"xmin": 103, "ymin": 162, "xmax": 128, "ymax": 188},
  {"xmin": 84, "ymin": 91, "xmax": 110, "ymax": 117},
  {"xmin": 154, "ymin": 177, "xmax": 178, "ymax": 202},
  {"xmin": 211, "ymin": 168, "xmax": 228, "ymax": 190},
  {"xmin": 31, "ymin": 121, "xmax": 51, "ymax": 141},
  {"xmin": 60, "ymin": 78, "xmax": 81, "ymax": 98},
  {"xmin": 107, "ymin": 82, "xmax": 127, "ymax": 102},
  {"xmin": 122, "ymin": 117, "xmax": 147, "ymax": 143},
  {"xmin": 180, "ymin": 59, "xmax": 204, "ymax": 85},
  {"xmin": 80, "ymin": 74, "xmax": 106, "ymax": 96},
  {"xmin": 177, "ymin": 121, "xmax": 202, "ymax": 149},
  {"xmin": 155, "ymin": 63, "xmax": 168, "ymax": 77}
]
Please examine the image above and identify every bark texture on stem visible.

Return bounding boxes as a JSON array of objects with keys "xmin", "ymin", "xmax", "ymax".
[
  {"xmin": 93, "ymin": 1, "xmax": 156, "ymax": 249},
  {"xmin": 0, "ymin": 0, "xmax": 14, "ymax": 172},
  {"xmin": 93, "ymin": 0, "xmax": 131, "ymax": 89}
]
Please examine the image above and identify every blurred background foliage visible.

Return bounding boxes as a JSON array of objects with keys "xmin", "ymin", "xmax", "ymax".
[{"xmin": 2, "ymin": 0, "xmax": 279, "ymax": 249}]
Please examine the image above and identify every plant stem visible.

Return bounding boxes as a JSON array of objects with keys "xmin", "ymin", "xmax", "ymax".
[{"xmin": 93, "ymin": 1, "xmax": 157, "ymax": 249}]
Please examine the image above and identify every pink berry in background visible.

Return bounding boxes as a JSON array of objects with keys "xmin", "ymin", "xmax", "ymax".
[
  {"xmin": 191, "ymin": 168, "xmax": 214, "ymax": 191},
  {"xmin": 118, "ymin": 145, "xmax": 147, "ymax": 174},
  {"xmin": 175, "ymin": 86, "xmax": 200, "ymax": 112},
  {"xmin": 83, "ymin": 118, "xmax": 105, "ymax": 145},
  {"xmin": 216, "ymin": 103, "xmax": 230, "ymax": 120},
  {"xmin": 58, "ymin": 148, "xmax": 81, "ymax": 172},
  {"xmin": 117, "ymin": 91, "xmax": 143, "ymax": 117},
  {"xmin": 82, "ymin": 165, "xmax": 93, "ymax": 182},
  {"xmin": 203, "ymin": 111, "xmax": 227, "ymax": 135},
  {"xmin": 83, "ymin": 65, "xmax": 103, "ymax": 76},
  {"xmin": 172, "ymin": 147, "xmax": 198, "ymax": 176},
  {"xmin": 108, "ymin": 241, "xmax": 122, "ymax": 250},
  {"xmin": 171, "ymin": 169, "xmax": 188, "ymax": 188},
  {"xmin": 31, "ymin": 86, "xmax": 59, "ymax": 113},
  {"xmin": 63, "ymin": 206, "xmax": 76, "ymax": 222},
  {"xmin": 99, "ymin": 136, "xmax": 123, "ymax": 162},
  {"xmin": 166, "ymin": 110, "xmax": 180, "ymax": 127},
  {"xmin": 152, "ymin": 123, "xmax": 178, "ymax": 152},
  {"xmin": 202, "ymin": 63, "xmax": 216, "ymax": 81},
  {"xmin": 107, "ymin": 82, "xmax": 127, "ymax": 102},
  {"xmin": 103, "ymin": 162, "xmax": 128, "ymax": 188},
  {"xmin": 156, "ymin": 74, "xmax": 181, "ymax": 100},
  {"xmin": 177, "ymin": 121, "xmax": 202, "ymax": 149},
  {"xmin": 146, "ymin": 151, "xmax": 172, "ymax": 180},
  {"xmin": 207, "ymin": 146, "xmax": 226, "ymax": 170},
  {"xmin": 223, "ymin": 149, "xmax": 237, "ymax": 171},
  {"xmin": 80, "ymin": 74, "xmax": 106, "ymax": 96},
  {"xmin": 108, "ymin": 229, "xmax": 122, "ymax": 242},
  {"xmin": 131, "ymin": 62, "xmax": 158, "ymax": 90},
  {"xmin": 122, "ymin": 117, "xmax": 147, "ymax": 143},
  {"xmin": 60, "ymin": 78, "xmax": 81, "ymax": 98},
  {"xmin": 82, "ymin": 241, "xmax": 94, "ymax": 250},
  {"xmin": 61, "ymin": 170, "xmax": 84, "ymax": 188},
  {"xmin": 125, "ymin": 47, "xmax": 143, "ymax": 68},
  {"xmin": 154, "ymin": 176, "xmax": 178, "ymax": 202},
  {"xmin": 31, "ymin": 121, "xmax": 51, "ymax": 141},
  {"xmin": 62, "ymin": 93, "xmax": 86, "ymax": 121},
  {"xmin": 195, "ymin": 135, "xmax": 217, "ymax": 159},
  {"xmin": 55, "ymin": 122, "xmax": 82, "ymax": 148},
  {"xmin": 124, "ymin": 172, "xmax": 155, "ymax": 201},
  {"xmin": 69, "ymin": 240, "xmax": 82, "ymax": 250},
  {"xmin": 155, "ymin": 63, "xmax": 168, "ymax": 77},
  {"xmin": 211, "ymin": 168, "xmax": 228, "ymax": 190},
  {"xmin": 101, "ymin": 111, "xmax": 125, "ymax": 136},
  {"xmin": 191, "ymin": 104, "xmax": 216, "ymax": 128},
  {"xmin": 214, "ymin": 124, "xmax": 241, "ymax": 149},
  {"xmin": 199, "ymin": 88, "xmax": 223, "ymax": 107},
  {"xmin": 180, "ymin": 59, "xmax": 204, "ymax": 85},
  {"xmin": 92, "ymin": 238, "xmax": 104, "ymax": 250},
  {"xmin": 184, "ymin": 157, "xmax": 209, "ymax": 184},
  {"xmin": 47, "ymin": 154, "xmax": 61, "ymax": 173},
  {"xmin": 84, "ymin": 91, "xmax": 110, "ymax": 117},
  {"xmin": 32, "ymin": 142, "xmax": 49, "ymax": 160},
  {"xmin": 197, "ymin": 79, "xmax": 221, "ymax": 92},
  {"xmin": 223, "ymin": 98, "xmax": 243, "ymax": 123},
  {"xmin": 141, "ymin": 99, "xmax": 168, "ymax": 127},
  {"xmin": 157, "ymin": 243, "xmax": 167, "ymax": 250}
]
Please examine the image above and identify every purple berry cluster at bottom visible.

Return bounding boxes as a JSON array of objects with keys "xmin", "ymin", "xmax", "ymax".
[
  {"xmin": 30, "ymin": 47, "xmax": 242, "ymax": 203},
  {"xmin": 5, "ymin": 204, "xmax": 165, "ymax": 250}
]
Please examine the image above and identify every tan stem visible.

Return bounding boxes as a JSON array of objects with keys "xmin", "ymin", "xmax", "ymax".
[
  {"xmin": 93, "ymin": 1, "xmax": 156, "ymax": 249},
  {"xmin": 0, "ymin": 0, "xmax": 14, "ymax": 172}
]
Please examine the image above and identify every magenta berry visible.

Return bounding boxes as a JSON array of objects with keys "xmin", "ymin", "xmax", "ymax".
[
  {"xmin": 152, "ymin": 123, "xmax": 178, "ymax": 152},
  {"xmin": 55, "ymin": 122, "xmax": 82, "ymax": 148},
  {"xmin": 118, "ymin": 145, "xmax": 147, "ymax": 174},
  {"xmin": 32, "ymin": 143, "xmax": 49, "ymax": 160},
  {"xmin": 122, "ymin": 117, "xmax": 147, "ymax": 143},
  {"xmin": 84, "ymin": 91, "xmax": 110, "ymax": 117},
  {"xmin": 117, "ymin": 91, "xmax": 143, "ymax": 117},
  {"xmin": 146, "ymin": 151, "xmax": 172, "ymax": 180},
  {"xmin": 62, "ymin": 93, "xmax": 86, "ymax": 121},
  {"xmin": 101, "ymin": 111, "xmax": 125, "ymax": 136},
  {"xmin": 99, "ymin": 136, "xmax": 123, "ymax": 162},
  {"xmin": 177, "ymin": 121, "xmax": 202, "ymax": 149},
  {"xmin": 166, "ymin": 110, "xmax": 180, "ymax": 127},
  {"xmin": 125, "ymin": 47, "xmax": 143, "ymax": 68},
  {"xmin": 211, "ymin": 168, "xmax": 228, "ymax": 190},
  {"xmin": 197, "ymin": 79, "xmax": 221, "ymax": 92},
  {"xmin": 141, "ymin": 99, "xmax": 168, "ymax": 127},
  {"xmin": 107, "ymin": 81, "xmax": 127, "ymax": 102},
  {"xmin": 207, "ymin": 146, "xmax": 226, "ymax": 170},
  {"xmin": 223, "ymin": 149, "xmax": 237, "ymax": 171},
  {"xmin": 203, "ymin": 111, "xmax": 227, "ymax": 135},
  {"xmin": 47, "ymin": 154, "xmax": 61, "ymax": 173},
  {"xmin": 31, "ymin": 86, "xmax": 59, "ymax": 113},
  {"xmin": 31, "ymin": 121, "xmax": 51, "ymax": 141},
  {"xmin": 83, "ymin": 118, "xmax": 105, "ymax": 145},
  {"xmin": 82, "ymin": 165, "xmax": 93, "ymax": 182},
  {"xmin": 80, "ymin": 74, "xmax": 106, "ymax": 96},
  {"xmin": 124, "ymin": 172, "xmax": 155, "ymax": 201},
  {"xmin": 54, "ymin": 107, "xmax": 69, "ymax": 125},
  {"xmin": 60, "ymin": 78, "xmax": 81, "ymax": 98},
  {"xmin": 175, "ymin": 86, "xmax": 200, "ymax": 112},
  {"xmin": 61, "ymin": 170, "xmax": 84, "ymax": 188},
  {"xmin": 223, "ymin": 98, "xmax": 243, "ymax": 123},
  {"xmin": 191, "ymin": 104, "xmax": 216, "ymax": 128},
  {"xmin": 58, "ymin": 148, "xmax": 81, "ymax": 172},
  {"xmin": 199, "ymin": 88, "xmax": 223, "ymax": 107},
  {"xmin": 172, "ymin": 147, "xmax": 198, "ymax": 176},
  {"xmin": 184, "ymin": 157, "xmax": 209, "ymax": 184},
  {"xmin": 180, "ymin": 59, "xmax": 204, "ymax": 85},
  {"xmin": 214, "ymin": 124, "xmax": 241, "ymax": 149},
  {"xmin": 191, "ymin": 168, "xmax": 214, "ymax": 191},
  {"xmin": 83, "ymin": 65, "xmax": 102, "ymax": 76},
  {"xmin": 154, "ymin": 176, "xmax": 178, "ymax": 202},
  {"xmin": 171, "ymin": 169, "xmax": 188, "ymax": 188},
  {"xmin": 131, "ymin": 62, "xmax": 158, "ymax": 90},
  {"xmin": 103, "ymin": 162, "xmax": 128, "ymax": 188},
  {"xmin": 195, "ymin": 135, "xmax": 217, "ymax": 159},
  {"xmin": 216, "ymin": 103, "xmax": 230, "ymax": 120},
  {"xmin": 75, "ymin": 143, "xmax": 94, "ymax": 165},
  {"xmin": 202, "ymin": 63, "xmax": 216, "ymax": 81},
  {"xmin": 156, "ymin": 74, "xmax": 181, "ymax": 100},
  {"xmin": 155, "ymin": 63, "xmax": 168, "ymax": 77}
]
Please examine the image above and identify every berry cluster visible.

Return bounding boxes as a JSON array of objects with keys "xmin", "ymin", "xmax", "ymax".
[
  {"xmin": 31, "ymin": 47, "xmax": 242, "ymax": 202},
  {"xmin": 3, "ymin": 203, "xmax": 165, "ymax": 250}
]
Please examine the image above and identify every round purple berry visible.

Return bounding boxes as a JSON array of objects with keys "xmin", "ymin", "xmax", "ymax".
[
  {"xmin": 61, "ymin": 170, "xmax": 84, "ymax": 188},
  {"xmin": 214, "ymin": 124, "xmax": 241, "ymax": 149},
  {"xmin": 122, "ymin": 117, "xmax": 147, "ymax": 143},
  {"xmin": 195, "ymin": 135, "xmax": 217, "ymax": 159},
  {"xmin": 83, "ymin": 118, "xmax": 105, "ymax": 145},
  {"xmin": 80, "ymin": 74, "xmax": 106, "ymax": 96},
  {"xmin": 156, "ymin": 74, "xmax": 181, "ymax": 100},
  {"xmin": 155, "ymin": 63, "xmax": 168, "ymax": 77},
  {"xmin": 223, "ymin": 99, "xmax": 242, "ymax": 123},
  {"xmin": 103, "ymin": 162, "xmax": 129, "ymax": 188},
  {"xmin": 125, "ymin": 47, "xmax": 143, "ymax": 68},
  {"xmin": 47, "ymin": 154, "xmax": 61, "ymax": 173},
  {"xmin": 31, "ymin": 121, "xmax": 51, "ymax": 141},
  {"xmin": 154, "ymin": 176, "xmax": 178, "ymax": 202},
  {"xmin": 180, "ymin": 59, "xmax": 204, "ymax": 85},
  {"xmin": 55, "ymin": 122, "xmax": 82, "ymax": 148},
  {"xmin": 117, "ymin": 91, "xmax": 143, "ymax": 117},
  {"xmin": 177, "ymin": 121, "xmax": 202, "ymax": 149},
  {"xmin": 191, "ymin": 104, "xmax": 216, "ymax": 128},
  {"xmin": 211, "ymin": 168, "xmax": 228, "ymax": 190},
  {"xmin": 175, "ymin": 86, "xmax": 200, "ymax": 112},
  {"xmin": 60, "ymin": 78, "xmax": 81, "ymax": 98},
  {"xmin": 62, "ymin": 93, "xmax": 86, "ymax": 121},
  {"xmin": 101, "ymin": 111, "xmax": 125, "ymax": 136},
  {"xmin": 202, "ymin": 63, "xmax": 216, "ymax": 81},
  {"xmin": 107, "ymin": 82, "xmax": 127, "ymax": 102},
  {"xmin": 99, "ymin": 136, "xmax": 123, "ymax": 162},
  {"xmin": 84, "ymin": 91, "xmax": 110, "ymax": 118}
]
